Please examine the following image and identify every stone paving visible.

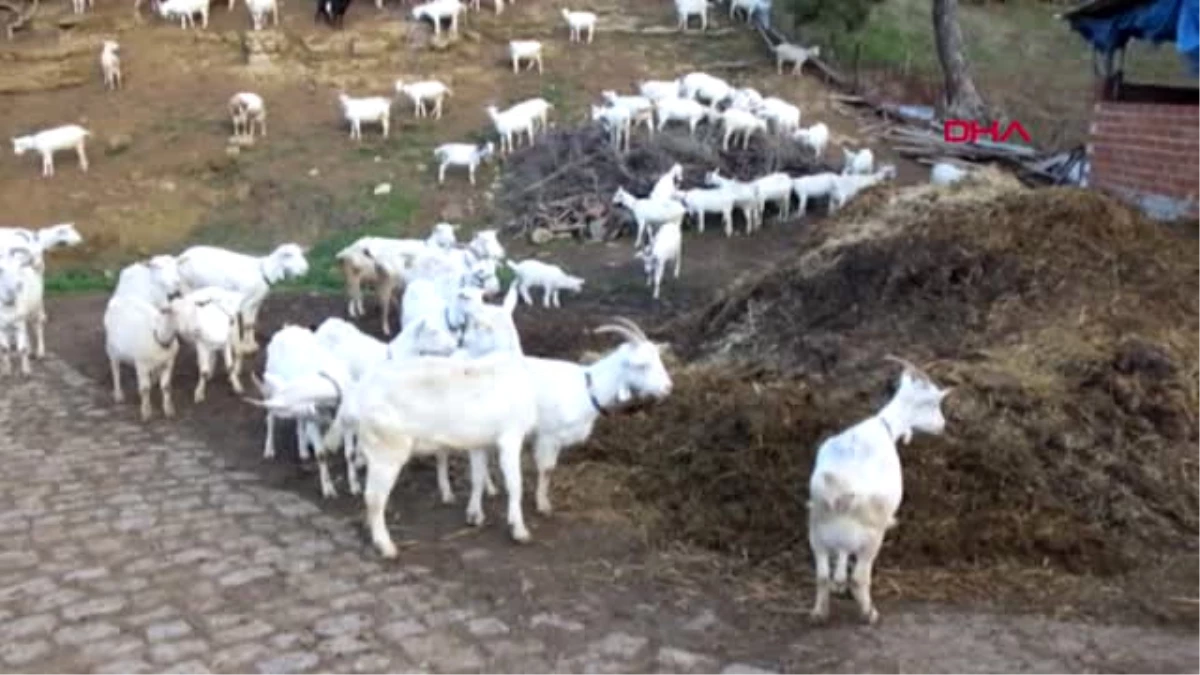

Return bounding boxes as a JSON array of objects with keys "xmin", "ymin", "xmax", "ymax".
[{"xmin": 0, "ymin": 357, "xmax": 1196, "ymax": 674}]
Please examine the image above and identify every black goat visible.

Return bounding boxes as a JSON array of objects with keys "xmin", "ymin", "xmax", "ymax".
[{"xmin": 315, "ymin": 0, "xmax": 351, "ymax": 28}]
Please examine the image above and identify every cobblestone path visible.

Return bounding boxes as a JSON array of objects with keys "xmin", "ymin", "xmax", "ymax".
[{"xmin": 0, "ymin": 357, "xmax": 1195, "ymax": 673}]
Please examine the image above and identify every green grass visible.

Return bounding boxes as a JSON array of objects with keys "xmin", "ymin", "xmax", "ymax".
[
  {"xmin": 44, "ymin": 268, "xmax": 116, "ymax": 294},
  {"xmin": 44, "ymin": 189, "xmax": 421, "ymax": 296}
]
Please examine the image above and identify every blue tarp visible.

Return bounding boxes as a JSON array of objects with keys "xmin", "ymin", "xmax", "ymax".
[{"xmin": 1068, "ymin": 0, "xmax": 1200, "ymax": 73}]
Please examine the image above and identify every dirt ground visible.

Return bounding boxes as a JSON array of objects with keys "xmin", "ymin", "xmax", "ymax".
[
  {"xmin": 4, "ymin": 0, "xmax": 1198, "ymax": 669},
  {"xmin": 0, "ymin": 0, "xmax": 924, "ymax": 270}
]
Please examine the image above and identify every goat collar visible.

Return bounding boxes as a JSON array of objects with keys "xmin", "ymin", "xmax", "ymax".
[
  {"xmin": 879, "ymin": 415, "xmax": 897, "ymax": 442},
  {"xmin": 584, "ymin": 370, "xmax": 608, "ymax": 416},
  {"xmin": 318, "ymin": 371, "xmax": 343, "ymax": 408}
]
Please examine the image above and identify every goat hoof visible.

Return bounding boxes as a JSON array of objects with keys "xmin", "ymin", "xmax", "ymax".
[
  {"xmin": 440, "ymin": 493, "xmax": 456, "ymax": 505},
  {"xmin": 376, "ymin": 540, "xmax": 398, "ymax": 559},
  {"xmin": 808, "ymin": 609, "xmax": 829, "ymax": 624},
  {"xmin": 863, "ymin": 607, "xmax": 879, "ymax": 625},
  {"xmin": 466, "ymin": 510, "xmax": 485, "ymax": 527},
  {"xmin": 535, "ymin": 499, "xmax": 552, "ymax": 515},
  {"xmin": 510, "ymin": 525, "xmax": 531, "ymax": 543},
  {"xmin": 193, "ymin": 390, "xmax": 205, "ymax": 404},
  {"xmin": 321, "ymin": 485, "xmax": 338, "ymax": 499}
]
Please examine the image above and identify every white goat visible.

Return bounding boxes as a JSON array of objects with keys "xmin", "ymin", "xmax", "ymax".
[
  {"xmin": 433, "ymin": 142, "xmax": 494, "ymax": 185},
  {"xmin": 12, "ymin": 125, "xmax": 91, "ymax": 178},
  {"xmin": 229, "ymin": 92, "xmax": 267, "ymax": 140},
  {"xmin": 757, "ymin": 96, "xmax": 801, "ymax": 135},
  {"xmin": 429, "ymin": 285, "xmax": 521, "ymax": 505},
  {"xmin": 652, "ymin": 96, "xmax": 708, "ymax": 136},
  {"xmin": 729, "ymin": 0, "xmax": 757, "ymax": 20},
  {"xmin": 612, "ymin": 186, "xmax": 686, "ymax": 248},
  {"xmin": 461, "ymin": 318, "xmax": 673, "ymax": 518},
  {"xmin": 674, "ymin": 0, "xmax": 707, "ymax": 30},
  {"xmin": 561, "ymin": 8, "xmax": 596, "ymax": 43},
  {"xmin": 793, "ymin": 122, "xmax": 830, "ymax": 159},
  {"xmin": 638, "ymin": 79, "xmax": 679, "ymax": 102},
  {"xmin": 245, "ymin": 0, "xmax": 278, "ymax": 30},
  {"xmin": 636, "ymin": 219, "xmax": 681, "ymax": 300},
  {"xmin": 412, "ymin": 0, "xmax": 465, "ymax": 35},
  {"xmin": 157, "ymin": 0, "xmax": 209, "ymax": 28},
  {"xmin": 704, "ymin": 169, "xmax": 760, "ymax": 233},
  {"xmin": 315, "ymin": 316, "xmax": 460, "ymax": 497},
  {"xmin": 396, "ymin": 79, "xmax": 453, "ymax": 119},
  {"xmin": 254, "ymin": 325, "xmax": 354, "ymax": 498},
  {"xmin": 508, "ymin": 97, "xmax": 553, "ymax": 138},
  {"xmin": 338, "ymin": 93, "xmax": 391, "ymax": 141},
  {"xmin": 509, "ymin": 259, "xmax": 584, "ymax": 308},
  {"xmin": 104, "ymin": 265, "xmax": 183, "ymax": 420},
  {"xmin": 718, "ymin": 108, "xmax": 767, "ymax": 151},
  {"xmin": 600, "ymin": 91, "xmax": 654, "ymax": 138},
  {"xmin": 509, "ymin": 40, "xmax": 544, "ymax": 74},
  {"xmin": 841, "ymin": 147, "xmax": 874, "ymax": 175},
  {"xmin": 0, "ymin": 222, "xmax": 84, "ymax": 275},
  {"xmin": 726, "ymin": 87, "xmax": 764, "ymax": 112},
  {"xmin": 0, "ymin": 248, "xmax": 43, "ymax": 376},
  {"xmin": 172, "ymin": 287, "xmax": 245, "ymax": 404},
  {"xmin": 791, "ymin": 172, "xmax": 839, "ymax": 217},
  {"xmin": 112, "ymin": 255, "xmax": 183, "ymax": 310},
  {"xmin": 678, "ymin": 71, "xmax": 731, "ymax": 105},
  {"xmin": 317, "ymin": 350, "xmax": 540, "ymax": 557},
  {"xmin": 830, "ymin": 165, "xmax": 896, "ymax": 213},
  {"xmin": 648, "ymin": 162, "xmax": 684, "ymax": 201},
  {"xmin": 808, "ymin": 356, "xmax": 952, "ymax": 625},
  {"xmin": 773, "ymin": 42, "xmax": 821, "ymax": 75},
  {"xmin": 370, "ymin": 229, "xmax": 504, "ymax": 335},
  {"xmin": 930, "ymin": 162, "xmax": 969, "ymax": 186},
  {"xmin": 100, "ymin": 41, "xmax": 122, "ymax": 90},
  {"xmin": 592, "ymin": 104, "xmax": 633, "ymax": 152},
  {"xmin": 72, "ymin": 0, "xmax": 93, "ymax": 14},
  {"xmin": 753, "ymin": 171, "xmax": 795, "ymax": 222},
  {"xmin": 674, "ymin": 186, "xmax": 736, "ymax": 236},
  {"xmin": 176, "ymin": 243, "xmax": 309, "ymax": 354},
  {"xmin": 485, "ymin": 104, "xmax": 535, "ymax": 155}
]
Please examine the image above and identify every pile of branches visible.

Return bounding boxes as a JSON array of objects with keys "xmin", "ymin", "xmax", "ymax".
[{"xmin": 495, "ymin": 123, "xmax": 835, "ymax": 242}]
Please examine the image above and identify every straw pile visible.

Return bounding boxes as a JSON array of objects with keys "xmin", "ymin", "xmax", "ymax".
[{"xmin": 577, "ymin": 172, "xmax": 1199, "ymax": 582}]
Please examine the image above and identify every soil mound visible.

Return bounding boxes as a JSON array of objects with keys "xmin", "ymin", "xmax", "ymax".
[{"xmin": 581, "ymin": 176, "xmax": 1199, "ymax": 581}]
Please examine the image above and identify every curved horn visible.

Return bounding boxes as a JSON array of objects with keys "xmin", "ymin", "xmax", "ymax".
[
  {"xmin": 609, "ymin": 316, "xmax": 648, "ymax": 341},
  {"xmin": 883, "ymin": 354, "xmax": 933, "ymax": 384},
  {"xmin": 593, "ymin": 322, "xmax": 642, "ymax": 344}
]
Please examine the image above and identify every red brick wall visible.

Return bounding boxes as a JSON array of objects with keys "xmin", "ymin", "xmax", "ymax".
[{"xmin": 1087, "ymin": 101, "xmax": 1199, "ymax": 219}]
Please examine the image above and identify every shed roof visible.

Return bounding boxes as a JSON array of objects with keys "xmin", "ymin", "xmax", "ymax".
[{"xmin": 1060, "ymin": 0, "xmax": 1159, "ymax": 20}]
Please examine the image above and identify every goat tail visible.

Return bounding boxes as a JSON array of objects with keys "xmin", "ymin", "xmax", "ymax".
[{"xmin": 322, "ymin": 404, "xmax": 346, "ymax": 456}]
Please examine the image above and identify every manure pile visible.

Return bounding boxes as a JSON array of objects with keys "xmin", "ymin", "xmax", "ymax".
[{"xmin": 578, "ymin": 173, "xmax": 1199, "ymax": 587}]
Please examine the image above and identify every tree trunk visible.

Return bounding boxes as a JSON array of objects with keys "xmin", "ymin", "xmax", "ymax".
[{"xmin": 932, "ymin": 0, "xmax": 987, "ymax": 120}]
